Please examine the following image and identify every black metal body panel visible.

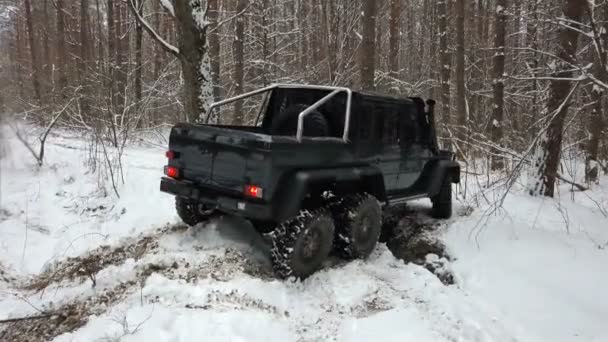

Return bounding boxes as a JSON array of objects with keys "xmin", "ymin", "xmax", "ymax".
[{"xmin": 160, "ymin": 88, "xmax": 460, "ymax": 223}]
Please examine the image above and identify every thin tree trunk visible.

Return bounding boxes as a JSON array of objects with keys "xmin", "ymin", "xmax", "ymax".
[
  {"xmin": 79, "ymin": 0, "xmax": 92, "ymax": 117},
  {"xmin": 438, "ymin": 0, "xmax": 451, "ymax": 128},
  {"xmin": 107, "ymin": 0, "xmax": 116, "ymax": 112},
  {"xmin": 135, "ymin": 0, "xmax": 144, "ymax": 105},
  {"xmin": 153, "ymin": 0, "xmax": 162, "ymax": 79},
  {"xmin": 42, "ymin": 0, "xmax": 52, "ymax": 92},
  {"xmin": 586, "ymin": 3, "xmax": 608, "ymax": 183},
  {"xmin": 56, "ymin": 0, "xmax": 68, "ymax": 95},
  {"xmin": 389, "ymin": 0, "xmax": 401, "ymax": 85},
  {"xmin": 455, "ymin": 0, "xmax": 466, "ymax": 156},
  {"xmin": 114, "ymin": 1, "xmax": 129, "ymax": 122},
  {"xmin": 208, "ymin": 0, "xmax": 221, "ymax": 102},
  {"xmin": 360, "ymin": 0, "xmax": 377, "ymax": 90},
  {"xmin": 491, "ymin": 0, "xmax": 507, "ymax": 170},
  {"xmin": 232, "ymin": 0, "xmax": 246, "ymax": 124},
  {"xmin": 24, "ymin": 0, "xmax": 43, "ymax": 104}
]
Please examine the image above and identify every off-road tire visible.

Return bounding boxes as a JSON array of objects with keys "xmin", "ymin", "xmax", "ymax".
[
  {"xmin": 269, "ymin": 209, "xmax": 335, "ymax": 279},
  {"xmin": 270, "ymin": 104, "xmax": 330, "ymax": 137},
  {"xmin": 333, "ymin": 194, "xmax": 382, "ymax": 259},
  {"xmin": 431, "ymin": 177, "xmax": 452, "ymax": 219},
  {"xmin": 175, "ymin": 197, "xmax": 210, "ymax": 227}
]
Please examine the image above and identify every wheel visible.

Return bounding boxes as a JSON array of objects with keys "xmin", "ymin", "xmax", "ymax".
[
  {"xmin": 269, "ymin": 209, "xmax": 335, "ymax": 279},
  {"xmin": 175, "ymin": 197, "xmax": 214, "ymax": 226},
  {"xmin": 270, "ymin": 104, "xmax": 330, "ymax": 137},
  {"xmin": 333, "ymin": 194, "xmax": 382, "ymax": 259},
  {"xmin": 431, "ymin": 177, "xmax": 452, "ymax": 219}
]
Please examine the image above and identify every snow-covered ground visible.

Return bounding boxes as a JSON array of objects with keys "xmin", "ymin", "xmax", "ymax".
[{"xmin": 1, "ymin": 125, "xmax": 607, "ymax": 342}]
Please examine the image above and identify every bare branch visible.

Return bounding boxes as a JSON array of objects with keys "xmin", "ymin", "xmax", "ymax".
[{"xmin": 128, "ymin": 0, "xmax": 180, "ymax": 57}]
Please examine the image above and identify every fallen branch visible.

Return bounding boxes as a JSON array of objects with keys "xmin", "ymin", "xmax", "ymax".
[
  {"xmin": 557, "ymin": 173, "xmax": 588, "ymax": 192},
  {"xmin": 0, "ymin": 313, "xmax": 52, "ymax": 324}
]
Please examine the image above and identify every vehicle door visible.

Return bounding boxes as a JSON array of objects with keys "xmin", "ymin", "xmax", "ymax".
[
  {"xmin": 398, "ymin": 104, "xmax": 434, "ymax": 190},
  {"xmin": 357, "ymin": 100, "xmax": 400, "ymax": 193}
]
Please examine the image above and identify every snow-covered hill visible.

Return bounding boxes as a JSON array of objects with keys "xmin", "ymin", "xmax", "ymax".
[{"xmin": 1, "ymin": 126, "xmax": 607, "ymax": 342}]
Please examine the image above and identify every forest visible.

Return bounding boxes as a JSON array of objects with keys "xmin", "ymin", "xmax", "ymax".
[
  {"xmin": 0, "ymin": 0, "xmax": 606, "ymax": 197},
  {"xmin": 0, "ymin": 1, "xmax": 607, "ymax": 341}
]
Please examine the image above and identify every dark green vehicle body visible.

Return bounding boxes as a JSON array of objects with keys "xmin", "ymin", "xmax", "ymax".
[{"xmin": 160, "ymin": 85, "xmax": 460, "ymax": 223}]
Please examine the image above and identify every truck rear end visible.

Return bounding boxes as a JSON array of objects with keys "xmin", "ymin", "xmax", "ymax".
[{"xmin": 160, "ymin": 123, "xmax": 275, "ymax": 220}]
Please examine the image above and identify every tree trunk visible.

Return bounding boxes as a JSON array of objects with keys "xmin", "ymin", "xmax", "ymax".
[
  {"xmin": 56, "ymin": 0, "xmax": 68, "ymax": 94},
  {"xmin": 438, "ymin": 0, "xmax": 451, "ymax": 129},
  {"xmin": 174, "ymin": 0, "xmax": 215, "ymax": 123},
  {"xmin": 389, "ymin": 0, "xmax": 401, "ymax": 84},
  {"xmin": 79, "ymin": 0, "xmax": 92, "ymax": 117},
  {"xmin": 455, "ymin": 0, "xmax": 466, "ymax": 155},
  {"xmin": 42, "ymin": 0, "xmax": 52, "ymax": 92},
  {"xmin": 135, "ymin": 0, "xmax": 144, "ymax": 105},
  {"xmin": 586, "ymin": 3, "xmax": 608, "ymax": 183},
  {"xmin": 153, "ymin": 0, "xmax": 162, "ymax": 79},
  {"xmin": 107, "ymin": 0, "xmax": 116, "ymax": 112},
  {"xmin": 360, "ymin": 0, "xmax": 377, "ymax": 91},
  {"xmin": 528, "ymin": 0, "xmax": 586, "ymax": 197},
  {"xmin": 208, "ymin": 0, "xmax": 222, "ymax": 102},
  {"xmin": 491, "ymin": 0, "xmax": 507, "ymax": 170},
  {"xmin": 24, "ymin": 0, "xmax": 43, "ymax": 104},
  {"xmin": 114, "ymin": 1, "xmax": 129, "ymax": 119},
  {"xmin": 232, "ymin": 0, "xmax": 246, "ymax": 124}
]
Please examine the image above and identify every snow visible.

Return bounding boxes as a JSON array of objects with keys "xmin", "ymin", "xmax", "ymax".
[
  {"xmin": 446, "ymin": 184, "xmax": 608, "ymax": 341},
  {"xmin": 1, "ymin": 124, "xmax": 607, "ymax": 341},
  {"xmin": 0, "ymin": 125, "xmax": 175, "ymax": 274}
]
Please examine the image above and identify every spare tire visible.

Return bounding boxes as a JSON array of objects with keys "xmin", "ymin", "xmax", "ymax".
[{"xmin": 270, "ymin": 104, "xmax": 330, "ymax": 137}]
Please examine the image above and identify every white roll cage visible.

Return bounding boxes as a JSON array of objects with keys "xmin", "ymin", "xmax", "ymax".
[{"xmin": 206, "ymin": 84, "xmax": 353, "ymax": 142}]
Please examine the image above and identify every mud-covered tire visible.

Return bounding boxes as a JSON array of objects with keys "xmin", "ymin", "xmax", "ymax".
[
  {"xmin": 431, "ymin": 177, "xmax": 452, "ymax": 219},
  {"xmin": 270, "ymin": 104, "xmax": 330, "ymax": 137},
  {"xmin": 333, "ymin": 194, "xmax": 382, "ymax": 259},
  {"xmin": 175, "ymin": 197, "xmax": 210, "ymax": 227},
  {"xmin": 269, "ymin": 209, "xmax": 335, "ymax": 279}
]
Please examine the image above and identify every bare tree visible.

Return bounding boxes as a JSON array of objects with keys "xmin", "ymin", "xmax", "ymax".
[
  {"xmin": 208, "ymin": 0, "xmax": 221, "ymax": 102},
  {"xmin": 55, "ymin": 0, "xmax": 68, "ymax": 95},
  {"xmin": 528, "ymin": 0, "xmax": 586, "ymax": 197},
  {"xmin": 455, "ymin": 0, "xmax": 466, "ymax": 155},
  {"xmin": 438, "ymin": 0, "xmax": 451, "ymax": 128},
  {"xmin": 360, "ymin": 0, "xmax": 376, "ymax": 90},
  {"xmin": 232, "ymin": 0, "xmax": 246, "ymax": 124},
  {"xmin": 389, "ymin": 0, "xmax": 401, "ymax": 83},
  {"xmin": 24, "ymin": 0, "xmax": 43, "ymax": 104},
  {"xmin": 491, "ymin": 0, "xmax": 507, "ymax": 170},
  {"xmin": 129, "ymin": 0, "xmax": 214, "ymax": 122}
]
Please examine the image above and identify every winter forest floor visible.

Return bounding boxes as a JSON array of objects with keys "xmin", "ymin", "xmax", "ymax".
[{"xmin": 0, "ymin": 125, "xmax": 607, "ymax": 342}]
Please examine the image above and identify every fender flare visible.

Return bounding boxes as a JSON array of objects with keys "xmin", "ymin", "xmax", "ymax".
[
  {"xmin": 272, "ymin": 166, "xmax": 386, "ymax": 222},
  {"xmin": 426, "ymin": 159, "xmax": 460, "ymax": 197}
]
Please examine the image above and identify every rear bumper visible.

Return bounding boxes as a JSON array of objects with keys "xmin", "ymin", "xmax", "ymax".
[{"xmin": 160, "ymin": 177, "xmax": 273, "ymax": 220}]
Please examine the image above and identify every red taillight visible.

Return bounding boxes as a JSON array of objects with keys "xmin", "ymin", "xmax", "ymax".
[
  {"xmin": 165, "ymin": 166, "xmax": 180, "ymax": 179},
  {"xmin": 166, "ymin": 150, "xmax": 179, "ymax": 160},
  {"xmin": 244, "ymin": 185, "xmax": 263, "ymax": 199}
]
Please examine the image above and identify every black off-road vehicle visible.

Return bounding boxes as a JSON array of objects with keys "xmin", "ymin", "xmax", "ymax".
[{"xmin": 160, "ymin": 84, "xmax": 459, "ymax": 279}]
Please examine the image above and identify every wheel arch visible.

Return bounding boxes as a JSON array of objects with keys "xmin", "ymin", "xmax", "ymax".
[
  {"xmin": 426, "ymin": 159, "xmax": 460, "ymax": 198},
  {"xmin": 272, "ymin": 166, "xmax": 386, "ymax": 222}
]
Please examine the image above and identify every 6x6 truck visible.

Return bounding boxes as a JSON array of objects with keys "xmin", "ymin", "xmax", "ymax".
[{"xmin": 160, "ymin": 84, "xmax": 460, "ymax": 279}]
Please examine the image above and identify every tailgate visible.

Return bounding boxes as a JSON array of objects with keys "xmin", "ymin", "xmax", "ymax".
[{"xmin": 168, "ymin": 123, "xmax": 270, "ymax": 192}]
